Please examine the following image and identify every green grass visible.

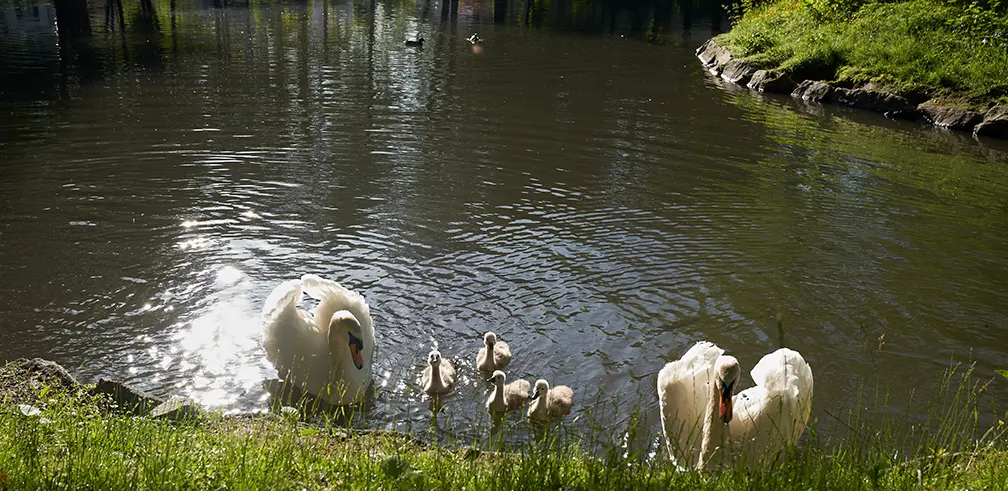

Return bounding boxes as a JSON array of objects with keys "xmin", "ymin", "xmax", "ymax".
[
  {"xmin": 0, "ymin": 362, "xmax": 1005, "ymax": 490},
  {"xmin": 718, "ymin": 0, "xmax": 1008, "ymax": 107}
]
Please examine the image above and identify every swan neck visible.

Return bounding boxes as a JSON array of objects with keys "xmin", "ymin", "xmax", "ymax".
[
  {"xmin": 529, "ymin": 395, "xmax": 545, "ymax": 417},
  {"xmin": 493, "ymin": 382, "xmax": 506, "ymax": 405},
  {"xmin": 698, "ymin": 385, "xmax": 721, "ymax": 470},
  {"xmin": 429, "ymin": 363, "xmax": 444, "ymax": 389}
]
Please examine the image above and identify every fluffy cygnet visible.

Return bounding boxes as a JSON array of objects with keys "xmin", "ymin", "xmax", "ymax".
[
  {"xmin": 527, "ymin": 379, "xmax": 574, "ymax": 421},
  {"xmin": 476, "ymin": 331, "xmax": 511, "ymax": 372},
  {"xmin": 421, "ymin": 349, "xmax": 456, "ymax": 396},
  {"xmin": 485, "ymin": 370, "xmax": 530, "ymax": 414}
]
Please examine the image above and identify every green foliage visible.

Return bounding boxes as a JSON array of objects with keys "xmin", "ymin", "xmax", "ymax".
[
  {"xmin": 718, "ymin": 0, "xmax": 1008, "ymax": 105},
  {"xmin": 0, "ymin": 361, "xmax": 1005, "ymax": 490},
  {"xmin": 800, "ymin": 0, "xmax": 867, "ymax": 20}
]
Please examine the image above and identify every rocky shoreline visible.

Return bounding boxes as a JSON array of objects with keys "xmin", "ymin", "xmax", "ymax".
[
  {"xmin": 696, "ymin": 39, "xmax": 1008, "ymax": 140},
  {"xmin": 0, "ymin": 357, "xmax": 481, "ymax": 459},
  {"xmin": 1, "ymin": 357, "xmax": 206, "ymax": 420}
]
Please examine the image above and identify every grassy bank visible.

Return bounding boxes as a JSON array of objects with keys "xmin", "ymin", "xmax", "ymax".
[
  {"xmin": 718, "ymin": 0, "xmax": 1008, "ymax": 107},
  {"xmin": 1, "ymin": 363, "xmax": 1006, "ymax": 490}
]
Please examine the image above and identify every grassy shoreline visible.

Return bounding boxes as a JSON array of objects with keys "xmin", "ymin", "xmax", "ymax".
[
  {"xmin": 2, "ymin": 361, "xmax": 1006, "ymax": 489},
  {"xmin": 715, "ymin": 0, "xmax": 1008, "ymax": 110}
]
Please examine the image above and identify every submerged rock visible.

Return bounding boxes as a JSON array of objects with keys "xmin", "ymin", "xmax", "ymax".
[
  {"xmin": 747, "ymin": 70, "xmax": 797, "ymax": 94},
  {"xmin": 919, "ymin": 103, "xmax": 983, "ymax": 130},
  {"xmin": 91, "ymin": 379, "xmax": 164, "ymax": 415},
  {"xmin": 792, "ymin": 80, "xmax": 834, "ymax": 103},
  {"xmin": 974, "ymin": 105, "xmax": 1008, "ymax": 138}
]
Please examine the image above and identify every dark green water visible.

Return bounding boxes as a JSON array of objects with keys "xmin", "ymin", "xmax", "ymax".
[{"xmin": 1, "ymin": 0, "xmax": 1005, "ymax": 450}]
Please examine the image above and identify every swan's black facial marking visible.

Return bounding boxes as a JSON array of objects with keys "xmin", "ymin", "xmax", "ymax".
[
  {"xmin": 718, "ymin": 378, "xmax": 734, "ymax": 424},
  {"xmin": 348, "ymin": 331, "xmax": 364, "ymax": 369}
]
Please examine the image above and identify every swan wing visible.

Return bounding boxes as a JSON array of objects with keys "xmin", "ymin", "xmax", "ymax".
[
  {"xmin": 657, "ymin": 341, "xmax": 724, "ymax": 467},
  {"xmin": 301, "ymin": 275, "xmax": 374, "ymax": 339},
  {"xmin": 728, "ymin": 348, "xmax": 814, "ymax": 465},
  {"xmin": 293, "ymin": 275, "xmax": 376, "ymax": 405},
  {"xmin": 261, "ymin": 279, "xmax": 328, "ymax": 391},
  {"xmin": 301, "ymin": 274, "xmax": 375, "ymax": 365}
]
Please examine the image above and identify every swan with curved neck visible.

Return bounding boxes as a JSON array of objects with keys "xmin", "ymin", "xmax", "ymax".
[
  {"xmin": 261, "ymin": 274, "xmax": 375, "ymax": 406},
  {"xmin": 658, "ymin": 341, "xmax": 813, "ymax": 470},
  {"xmin": 698, "ymin": 356, "xmax": 740, "ymax": 470}
]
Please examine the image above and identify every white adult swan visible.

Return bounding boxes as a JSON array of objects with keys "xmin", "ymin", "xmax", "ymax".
[
  {"xmin": 261, "ymin": 274, "xmax": 375, "ymax": 406},
  {"xmin": 421, "ymin": 349, "xmax": 456, "ymax": 396},
  {"xmin": 476, "ymin": 331, "xmax": 511, "ymax": 372},
  {"xmin": 657, "ymin": 341, "xmax": 813, "ymax": 470}
]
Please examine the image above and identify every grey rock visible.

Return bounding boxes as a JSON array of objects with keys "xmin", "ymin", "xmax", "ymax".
[
  {"xmin": 720, "ymin": 59, "xmax": 756, "ymax": 85},
  {"xmin": 149, "ymin": 395, "xmax": 205, "ymax": 421},
  {"xmin": 792, "ymin": 80, "xmax": 834, "ymax": 103},
  {"xmin": 974, "ymin": 105, "xmax": 1008, "ymax": 138},
  {"xmin": 747, "ymin": 70, "xmax": 797, "ymax": 94},
  {"xmin": 833, "ymin": 88, "xmax": 920, "ymax": 119},
  {"xmin": 12, "ymin": 358, "xmax": 79, "ymax": 388},
  {"xmin": 919, "ymin": 103, "xmax": 982, "ymax": 130},
  {"xmin": 696, "ymin": 39, "xmax": 733, "ymax": 74},
  {"xmin": 91, "ymin": 378, "xmax": 164, "ymax": 415}
]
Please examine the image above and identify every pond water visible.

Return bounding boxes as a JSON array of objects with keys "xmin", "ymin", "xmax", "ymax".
[{"xmin": 1, "ymin": 0, "xmax": 1006, "ymax": 451}]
